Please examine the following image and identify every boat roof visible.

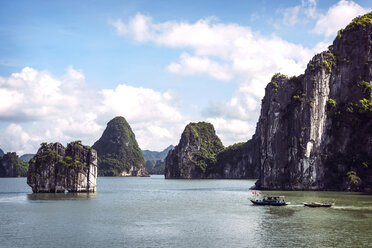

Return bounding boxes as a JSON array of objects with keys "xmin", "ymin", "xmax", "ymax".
[{"xmin": 263, "ymin": 195, "xmax": 285, "ymax": 198}]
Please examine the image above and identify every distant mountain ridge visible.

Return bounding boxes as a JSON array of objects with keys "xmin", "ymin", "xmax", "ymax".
[
  {"xmin": 142, "ymin": 145, "xmax": 174, "ymax": 161},
  {"xmin": 143, "ymin": 145, "xmax": 174, "ymax": 175},
  {"xmin": 0, "ymin": 148, "xmax": 4, "ymax": 157},
  {"xmin": 20, "ymin": 154, "xmax": 35, "ymax": 161}
]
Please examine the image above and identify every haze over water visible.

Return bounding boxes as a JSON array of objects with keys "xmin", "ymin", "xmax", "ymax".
[{"xmin": 1, "ymin": 176, "xmax": 372, "ymax": 248}]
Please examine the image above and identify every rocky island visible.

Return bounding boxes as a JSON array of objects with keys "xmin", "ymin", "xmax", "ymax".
[
  {"xmin": 165, "ymin": 13, "xmax": 372, "ymax": 192},
  {"xmin": 0, "ymin": 152, "xmax": 28, "ymax": 177},
  {"xmin": 165, "ymin": 122, "xmax": 224, "ymax": 179},
  {"xmin": 165, "ymin": 122, "xmax": 259, "ymax": 179},
  {"xmin": 252, "ymin": 13, "xmax": 372, "ymax": 191},
  {"xmin": 92, "ymin": 116, "xmax": 147, "ymax": 176},
  {"xmin": 27, "ymin": 141, "xmax": 97, "ymax": 193}
]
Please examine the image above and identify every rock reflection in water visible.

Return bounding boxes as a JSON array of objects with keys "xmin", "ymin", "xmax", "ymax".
[{"xmin": 27, "ymin": 192, "xmax": 96, "ymax": 201}]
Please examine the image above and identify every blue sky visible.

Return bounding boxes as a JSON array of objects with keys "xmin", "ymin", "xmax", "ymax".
[{"xmin": 0, "ymin": 0, "xmax": 371, "ymax": 154}]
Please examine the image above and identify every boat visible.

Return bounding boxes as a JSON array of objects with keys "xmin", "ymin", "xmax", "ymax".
[
  {"xmin": 303, "ymin": 202, "xmax": 333, "ymax": 208},
  {"xmin": 250, "ymin": 192, "xmax": 287, "ymax": 206}
]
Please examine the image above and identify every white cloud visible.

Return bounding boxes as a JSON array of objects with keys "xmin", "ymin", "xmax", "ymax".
[
  {"xmin": 167, "ymin": 53, "xmax": 233, "ymax": 81},
  {"xmin": 99, "ymin": 84, "xmax": 182, "ymax": 124},
  {"xmin": 5, "ymin": 2, "xmax": 368, "ymax": 154},
  {"xmin": 313, "ymin": 0, "xmax": 369, "ymax": 38},
  {"xmin": 98, "ymin": 83, "xmax": 187, "ymax": 151},
  {"xmin": 303, "ymin": 0, "xmax": 318, "ymax": 18},
  {"xmin": 278, "ymin": 0, "xmax": 318, "ymax": 27},
  {"xmin": 282, "ymin": 6, "xmax": 301, "ymax": 26},
  {"xmin": 111, "ymin": 13, "xmax": 321, "ymax": 145},
  {"xmin": 0, "ymin": 124, "xmax": 38, "ymax": 155},
  {"xmin": 207, "ymin": 118, "xmax": 256, "ymax": 147},
  {"xmin": 0, "ymin": 67, "xmax": 185, "ymax": 153}
]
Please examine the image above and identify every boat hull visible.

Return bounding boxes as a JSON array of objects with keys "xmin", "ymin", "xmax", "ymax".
[
  {"xmin": 304, "ymin": 203, "xmax": 332, "ymax": 208},
  {"xmin": 250, "ymin": 200, "xmax": 287, "ymax": 206}
]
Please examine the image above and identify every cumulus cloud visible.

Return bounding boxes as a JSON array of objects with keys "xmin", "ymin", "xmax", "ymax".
[
  {"xmin": 0, "ymin": 124, "xmax": 38, "ymax": 155},
  {"xmin": 99, "ymin": 84, "xmax": 182, "ymax": 124},
  {"xmin": 111, "ymin": 13, "xmax": 316, "ymax": 96},
  {"xmin": 111, "ymin": 13, "xmax": 324, "ymax": 146},
  {"xmin": 206, "ymin": 118, "xmax": 256, "ymax": 146},
  {"xmin": 167, "ymin": 53, "xmax": 233, "ymax": 81},
  {"xmin": 0, "ymin": 67, "xmax": 185, "ymax": 153},
  {"xmin": 313, "ymin": 0, "xmax": 369, "ymax": 38},
  {"xmin": 5, "ymin": 2, "xmax": 367, "ymax": 153}
]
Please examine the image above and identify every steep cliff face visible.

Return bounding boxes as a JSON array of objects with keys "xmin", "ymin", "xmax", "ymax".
[
  {"xmin": 255, "ymin": 13, "xmax": 372, "ymax": 191},
  {"xmin": 165, "ymin": 122, "xmax": 224, "ymax": 179},
  {"xmin": 27, "ymin": 141, "xmax": 97, "ymax": 193},
  {"xmin": 0, "ymin": 152, "xmax": 28, "ymax": 177},
  {"xmin": 213, "ymin": 139, "xmax": 260, "ymax": 179},
  {"xmin": 165, "ymin": 122, "xmax": 259, "ymax": 179},
  {"xmin": 92, "ymin": 116, "xmax": 146, "ymax": 176},
  {"xmin": 146, "ymin": 160, "xmax": 165, "ymax": 174}
]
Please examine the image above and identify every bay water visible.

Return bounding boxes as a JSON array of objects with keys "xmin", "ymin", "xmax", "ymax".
[{"xmin": 1, "ymin": 175, "xmax": 372, "ymax": 248}]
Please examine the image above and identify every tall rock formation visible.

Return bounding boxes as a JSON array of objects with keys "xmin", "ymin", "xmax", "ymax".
[
  {"xmin": 165, "ymin": 122, "xmax": 260, "ymax": 179},
  {"xmin": 213, "ymin": 140, "xmax": 259, "ymax": 179},
  {"xmin": 165, "ymin": 122, "xmax": 223, "ymax": 179},
  {"xmin": 92, "ymin": 116, "xmax": 146, "ymax": 176},
  {"xmin": 27, "ymin": 141, "xmax": 97, "ymax": 193},
  {"xmin": 0, "ymin": 148, "xmax": 4, "ymax": 157},
  {"xmin": 146, "ymin": 160, "xmax": 166, "ymax": 175},
  {"xmin": 0, "ymin": 152, "xmax": 28, "ymax": 177},
  {"xmin": 253, "ymin": 13, "xmax": 372, "ymax": 191},
  {"xmin": 165, "ymin": 13, "xmax": 371, "ymax": 191}
]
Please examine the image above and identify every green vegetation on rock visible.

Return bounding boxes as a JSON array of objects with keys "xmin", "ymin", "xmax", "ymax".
[
  {"xmin": 0, "ymin": 152, "xmax": 29, "ymax": 177},
  {"xmin": 327, "ymin": 98, "xmax": 337, "ymax": 108},
  {"xmin": 338, "ymin": 12, "xmax": 372, "ymax": 38},
  {"xmin": 184, "ymin": 122, "xmax": 224, "ymax": 172},
  {"xmin": 322, "ymin": 51, "xmax": 336, "ymax": 74},
  {"xmin": 358, "ymin": 81, "xmax": 372, "ymax": 113},
  {"xmin": 92, "ymin": 116, "xmax": 146, "ymax": 176}
]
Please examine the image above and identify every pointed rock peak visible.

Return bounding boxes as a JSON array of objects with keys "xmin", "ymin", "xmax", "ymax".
[
  {"xmin": 92, "ymin": 116, "xmax": 146, "ymax": 177},
  {"xmin": 165, "ymin": 122, "xmax": 224, "ymax": 179},
  {"xmin": 182, "ymin": 122, "xmax": 224, "ymax": 151}
]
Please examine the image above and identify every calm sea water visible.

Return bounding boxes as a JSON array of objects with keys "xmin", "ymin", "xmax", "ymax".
[{"xmin": 0, "ymin": 176, "xmax": 372, "ymax": 248}]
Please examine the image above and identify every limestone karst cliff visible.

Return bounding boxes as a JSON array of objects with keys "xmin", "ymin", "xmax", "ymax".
[
  {"xmin": 165, "ymin": 122, "xmax": 224, "ymax": 179},
  {"xmin": 253, "ymin": 13, "xmax": 372, "ymax": 191},
  {"xmin": 165, "ymin": 122, "xmax": 259, "ymax": 179},
  {"xmin": 0, "ymin": 152, "xmax": 28, "ymax": 177},
  {"xmin": 27, "ymin": 141, "xmax": 97, "ymax": 193},
  {"xmin": 92, "ymin": 116, "xmax": 147, "ymax": 176},
  {"xmin": 165, "ymin": 13, "xmax": 371, "ymax": 191}
]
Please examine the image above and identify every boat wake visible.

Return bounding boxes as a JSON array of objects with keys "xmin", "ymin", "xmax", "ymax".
[{"xmin": 332, "ymin": 206, "xmax": 372, "ymax": 211}]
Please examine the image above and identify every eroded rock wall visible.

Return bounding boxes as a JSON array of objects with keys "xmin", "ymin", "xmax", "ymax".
[
  {"xmin": 27, "ymin": 141, "xmax": 97, "ymax": 193},
  {"xmin": 255, "ymin": 14, "xmax": 372, "ymax": 191}
]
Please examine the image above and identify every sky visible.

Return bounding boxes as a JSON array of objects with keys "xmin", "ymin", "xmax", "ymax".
[{"xmin": 0, "ymin": 0, "xmax": 371, "ymax": 154}]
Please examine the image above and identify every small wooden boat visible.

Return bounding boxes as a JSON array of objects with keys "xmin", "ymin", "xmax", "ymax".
[
  {"xmin": 250, "ymin": 194, "xmax": 287, "ymax": 206},
  {"xmin": 303, "ymin": 202, "xmax": 333, "ymax": 208}
]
